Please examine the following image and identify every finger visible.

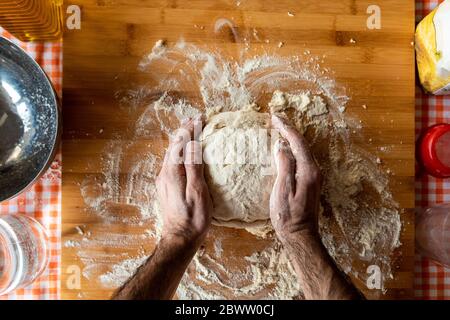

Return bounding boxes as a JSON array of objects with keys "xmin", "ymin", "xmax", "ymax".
[
  {"xmin": 271, "ymin": 115, "xmax": 314, "ymax": 165},
  {"xmin": 192, "ymin": 114, "xmax": 205, "ymax": 141},
  {"xmin": 161, "ymin": 118, "xmax": 194, "ymax": 180},
  {"xmin": 272, "ymin": 138, "xmax": 296, "ymax": 199},
  {"xmin": 184, "ymin": 140, "xmax": 205, "ymax": 186},
  {"xmin": 180, "ymin": 114, "xmax": 204, "ymax": 141}
]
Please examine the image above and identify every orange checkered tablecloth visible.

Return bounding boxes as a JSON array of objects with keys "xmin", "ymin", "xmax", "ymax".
[
  {"xmin": 414, "ymin": 0, "xmax": 450, "ymax": 300},
  {"xmin": 0, "ymin": 28, "xmax": 61, "ymax": 300}
]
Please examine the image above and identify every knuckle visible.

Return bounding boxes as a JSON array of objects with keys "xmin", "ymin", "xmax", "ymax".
[
  {"xmin": 297, "ymin": 165, "xmax": 321, "ymax": 187},
  {"xmin": 309, "ymin": 166, "xmax": 321, "ymax": 182},
  {"xmin": 188, "ymin": 184, "xmax": 203, "ymax": 198},
  {"xmin": 188, "ymin": 182, "xmax": 208, "ymax": 200},
  {"xmin": 167, "ymin": 165, "xmax": 185, "ymax": 178},
  {"xmin": 187, "ymin": 167, "xmax": 204, "ymax": 180}
]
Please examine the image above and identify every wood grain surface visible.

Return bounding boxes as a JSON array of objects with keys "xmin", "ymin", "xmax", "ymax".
[{"xmin": 62, "ymin": 0, "xmax": 416, "ymax": 299}]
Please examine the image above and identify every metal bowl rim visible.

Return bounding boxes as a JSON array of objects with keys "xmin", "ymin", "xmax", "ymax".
[{"xmin": 0, "ymin": 37, "xmax": 61, "ymax": 202}]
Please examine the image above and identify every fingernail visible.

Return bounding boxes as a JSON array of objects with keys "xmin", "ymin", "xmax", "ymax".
[
  {"xmin": 193, "ymin": 114, "xmax": 203, "ymax": 127},
  {"xmin": 271, "ymin": 114, "xmax": 281, "ymax": 124},
  {"xmin": 173, "ymin": 135, "xmax": 182, "ymax": 143},
  {"xmin": 274, "ymin": 138, "xmax": 291, "ymax": 158},
  {"xmin": 272, "ymin": 115, "xmax": 288, "ymax": 130},
  {"xmin": 181, "ymin": 117, "xmax": 191, "ymax": 125},
  {"xmin": 274, "ymin": 138, "xmax": 284, "ymax": 154},
  {"xmin": 172, "ymin": 130, "xmax": 184, "ymax": 142}
]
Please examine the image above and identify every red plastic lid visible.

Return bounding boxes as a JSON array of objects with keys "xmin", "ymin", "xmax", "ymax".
[{"xmin": 418, "ymin": 124, "xmax": 450, "ymax": 178}]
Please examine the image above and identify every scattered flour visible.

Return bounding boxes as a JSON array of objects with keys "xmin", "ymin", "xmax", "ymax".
[
  {"xmin": 178, "ymin": 241, "xmax": 301, "ymax": 299},
  {"xmin": 213, "ymin": 239, "xmax": 223, "ymax": 258},
  {"xmin": 64, "ymin": 240, "xmax": 81, "ymax": 248},
  {"xmin": 99, "ymin": 256, "xmax": 148, "ymax": 289},
  {"xmin": 72, "ymin": 38, "xmax": 402, "ymax": 299}
]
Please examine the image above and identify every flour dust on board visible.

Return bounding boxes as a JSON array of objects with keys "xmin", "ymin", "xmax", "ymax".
[{"xmin": 69, "ymin": 38, "xmax": 402, "ymax": 299}]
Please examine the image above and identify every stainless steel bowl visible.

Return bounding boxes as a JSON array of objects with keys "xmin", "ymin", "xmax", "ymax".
[{"xmin": 0, "ymin": 37, "xmax": 61, "ymax": 202}]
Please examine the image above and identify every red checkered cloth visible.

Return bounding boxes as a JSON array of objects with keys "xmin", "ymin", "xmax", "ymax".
[
  {"xmin": 415, "ymin": 0, "xmax": 450, "ymax": 300},
  {"xmin": 0, "ymin": 28, "xmax": 61, "ymax": 300}
]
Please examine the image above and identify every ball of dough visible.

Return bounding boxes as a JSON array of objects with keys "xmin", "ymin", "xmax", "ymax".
[{"xmin": 200, "ymin": 109, "xmax": 276, "ymax": 228}]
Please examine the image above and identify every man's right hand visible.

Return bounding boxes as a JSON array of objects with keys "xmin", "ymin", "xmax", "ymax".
[
  {"xmin": 270, "ymin": 115, "xmax": 322, "ymax": 243},
  {"xmin": 270, "ymin": 114, "xmax": 360, "ymax": 300}
]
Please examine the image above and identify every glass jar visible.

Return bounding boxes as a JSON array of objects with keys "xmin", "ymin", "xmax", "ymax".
[
  {"xmin": 416, "ymin": 204, "xmax": 450, "ymax": 267},
  {"xmin": 0, "ymin": 214, "xmax": 49, "ymax": 295}
]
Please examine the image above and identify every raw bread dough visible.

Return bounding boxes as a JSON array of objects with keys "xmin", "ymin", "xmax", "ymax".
[{"xmin": 200, "ymin": 107, "xmax": 276, "ymax": 228}]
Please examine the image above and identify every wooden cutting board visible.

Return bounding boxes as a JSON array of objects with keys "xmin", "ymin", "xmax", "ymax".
[{"xmin": 62, "ymin": 0, "xmax": 415, "ymax": 299}]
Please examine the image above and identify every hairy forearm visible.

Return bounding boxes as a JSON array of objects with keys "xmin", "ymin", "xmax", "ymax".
[
  {"xmin": 283, "ymin": 230, "xmax": 361, "ymax": 300},
  {"xmin": 112, "ymin": 236, "xmax": 198, "ymax": 300}
]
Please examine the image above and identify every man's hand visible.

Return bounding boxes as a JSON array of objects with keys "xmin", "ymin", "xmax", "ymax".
[
  {"xmin": 113, "ymin": 116, "xmax": 212, "ymax": 300},
  {"xmin": 270, "ymin": 115, "xmax": 361, "ymax": 300},
  {"xmin": 156, "ymin": 116, "xmax": 212, "ymax": 246},
  {"xmin": 270, "ymin": 115, "xmax": 321, "ymax": 244}
]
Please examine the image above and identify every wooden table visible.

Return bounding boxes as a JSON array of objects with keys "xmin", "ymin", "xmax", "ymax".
[{"xmin": 62, "ymin": 0, "xmax": 416, "ymax": 299}]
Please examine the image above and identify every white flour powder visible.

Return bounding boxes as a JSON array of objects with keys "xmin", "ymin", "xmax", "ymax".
[{"xmin": 70, "ymin": 39, "xmax": 402, "ymax": 299}]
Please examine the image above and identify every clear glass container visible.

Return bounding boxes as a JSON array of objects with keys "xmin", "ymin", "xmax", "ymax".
[
  {"xmin": 0, "ymin": 214, "xmax": 49, "ymax": 295},
  {"xmin": 416, "ymin": 204, "xmax": 450, "ymax": 267}
]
